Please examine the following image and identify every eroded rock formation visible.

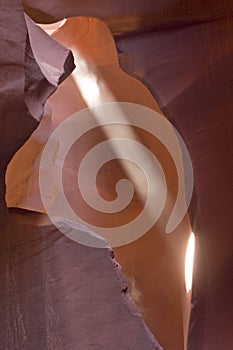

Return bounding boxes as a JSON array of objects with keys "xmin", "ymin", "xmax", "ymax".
[
  {"xmin": 6, "ymin": 17, "xmax": 193, "ymax": 350},
  {"xmin": 0, "ymin": 2, "xmax": 164, "ymax": 350},
  {"xmin": 1, "ymin": 1, "xmax": 233, "ymax": 350}
]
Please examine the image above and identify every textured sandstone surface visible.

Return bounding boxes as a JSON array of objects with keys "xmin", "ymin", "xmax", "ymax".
[
  {"xmin": 0, "ymin": 0, "xmax": 73, "ymax": 209},
  {"xmin": 23, "ymin": 0, "xmax": 233, "ymax": 34},
  {"xmin": 6, "ymin": 17, "xmax": 192, "ymax": 350},
  {"xmin": 1, "ymin": 2, "xmax": 164, "ymax": 350},
  {"xmin": 116, "ymin": 12, "xmax": 233, "ymax": 350},
  {"xmin": 0, "ymin": 218, "xmax": 162, "ymax": 349},
  {"xmin": 2, "ymin": 1, "xmax": 232, "ymax": 350}
]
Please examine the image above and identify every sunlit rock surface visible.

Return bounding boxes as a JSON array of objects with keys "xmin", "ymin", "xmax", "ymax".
[
  {"xmin": 7, "ymin": 17, "xmax": 193, "ymax": 350},
  {"xmin": 1, "ymin": 2, "xmax": 163, "ymax": 350},
  {"xmin": 0, "ymin": 0, "xmax": 73, "ymax": 202},
  {"xmin": 2, "ymin": 1, "xmax": 233, "ymax": 350}
]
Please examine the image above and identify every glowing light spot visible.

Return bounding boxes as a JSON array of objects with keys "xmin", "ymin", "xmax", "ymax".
[
  {"xmin": 59, "ymin": 19, "xmax": 67, "ymax": 28},
  {"xmin": 39, "ymin": 18, "xmax": 67, "ymax": 35},
  {"xmin": 185, "ymin": 232, "xmax": 195, "ymax": 293}
]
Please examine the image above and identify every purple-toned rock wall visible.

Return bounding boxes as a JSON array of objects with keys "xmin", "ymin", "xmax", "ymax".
[
  {"xmin": 115, "ymin": 16, "xmax": 233, "ymax": 350},
  {"xmin": 1, "ymin": 1, "xmax": 232, "ymax": 349},
  {"xmin": 0, "ymin": 1, "xmax": 163, "ymax": 349}
]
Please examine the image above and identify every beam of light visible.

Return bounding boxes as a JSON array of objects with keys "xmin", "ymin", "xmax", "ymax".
[
  {"xmin": 72, "ymin": 58, "xmax": 101, "ymax": 105},
  {"xmin": 70, "ymin": 51, "xmax": 155, "ymax": 201},
  {"xmin": 71, "ymin": 56, "xmax": 187, "ymax": 232},
  {"xmin": 185, "ymin": 232, "xmax": 195, "ymax": 293},
  {"xmin": 39, "ymin": 23, "xmax": 190, "ymax": 236},
  {"xmin": 39, "ymin": 23, "xmax": 153, "ymax": 208}
]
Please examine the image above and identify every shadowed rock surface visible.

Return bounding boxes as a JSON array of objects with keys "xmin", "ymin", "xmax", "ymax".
[
  {"xmin": 6, "ymin": 17, "xmax": 193, "ymax": 350},
  {"xmin": 0, "ymin": 2, "xmax": 162, "ymax": 350},
  {"xmin": 0, "ymin": 0, "xmax": 74, "ymax": 212},
  {"xmin": 115, "ymin": 11, "xmax": 233, "ymax": 350},
  {"xmin": 0, "ymin": 219, "xmax": 162, "ymax": 349},
  {"xmin": 1, "ymin": 1, "xmax": 233, "ymax": 349},
  {"xmin": 22, "ymin": 1, "xmax": 233, "ymax": 349}
]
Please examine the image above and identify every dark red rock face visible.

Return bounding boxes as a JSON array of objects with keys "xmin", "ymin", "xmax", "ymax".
[
  {"xmin": 116, "ymin": 14, "xmax": 233, "ymax": 350},
  {"xmin": 0, "ymin": 2, "xmax": 162, "ymax": 350},
  {"xmin": 1, "ymin": 1, "xmax": 233, "ymax": 350},
  {"xmin": 0, "ymin": 0, "xmax": 74, "ymax": 187},
  {"xmin": 23, "ymin": 0, "xmax": 233, "ymax": 32},
  {"xmin": 0, "ymin": 221, "xmax": 162, "ymax": 349}
]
